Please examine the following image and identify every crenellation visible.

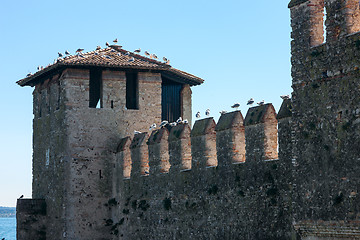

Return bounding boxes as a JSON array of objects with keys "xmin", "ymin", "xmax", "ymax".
[
  {"xmin": 130, "ymin": 132, "xmax": 149, "ymax": 178},
  {"xmin": 147, "ymin": 128, "xmax": 170, "ymax": 174},
  {"xmin": 191, "ymin": 117, "xmax": 217, "ymax": 168},
  {"xmin": 168, "ymin": 123, "xmax": 192, "ymax": 172}
]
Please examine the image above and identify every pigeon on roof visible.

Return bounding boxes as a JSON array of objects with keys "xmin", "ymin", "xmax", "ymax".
[
  {"xmin": 247, "ymin": 98, "xmax": 254, "ymax": 105},
  {"xmin": 134, "ymin": 48, "xmax": 141, "ymax": 53},
  {"xmin": 96, "ymin": 46, "xmax": 101, "ymax": 51},
  {"xmin": 280, "ymin": 95, "xmax": 290, "ymax": 100},
  {"xmin": 159, "ymin": 120, "xmax": 168, "ymax": 128},
  {"xmin": 58, "ymin": 52, "xmax": 63, "ymax": 58},
  {"xmin": 205, "ymin": 109, "xmax": 210, "ymax": 116},
  {"xmin": 231, "ymin": 103, "xmax": 240, "ymax": 110},
  {"xmin": 196, "ymin": 111, "xmax": 201, "ymax": 118},
  {"xmin": 65, "ymin": 50, "xmax": 70, "ymax": 55},
  {"xmin": 257, "ymin": 100, "xmax": 265, "ymax": 106}
]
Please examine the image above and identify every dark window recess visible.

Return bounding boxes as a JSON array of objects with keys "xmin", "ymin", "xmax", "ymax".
[
  {"xmin": 162, "ymin": 80, "xmax": 181, "ymax": 123},
  {"xmin": 126, "ymin": 72, "xmax": 139, "ymax": 109},
  {"xmin": 89, "ymin": 69, "xmax": 102, "ymax": 108}
]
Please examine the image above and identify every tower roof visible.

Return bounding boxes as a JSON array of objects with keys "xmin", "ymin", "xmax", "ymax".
[{"xmin": 17, "ymin": 45, "xmax": 204, "ymax": 87}]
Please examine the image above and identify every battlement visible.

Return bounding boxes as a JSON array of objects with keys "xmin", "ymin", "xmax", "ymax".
[{"xmin": 114, "ymin": 102, "xmax": 292, "ymax": 180}]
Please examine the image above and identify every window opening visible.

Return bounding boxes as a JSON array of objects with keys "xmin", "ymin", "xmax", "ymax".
[
  {"xmin": 126, "ymin": 71, "xmax": 139, "ymax": 110},
  {"xmin": 89, "ymin": 68, "xmax": 103, "ymax": 108},
  {"xmin": 161, "ymin": 77, "xmax": 181, "ymax": 122}
]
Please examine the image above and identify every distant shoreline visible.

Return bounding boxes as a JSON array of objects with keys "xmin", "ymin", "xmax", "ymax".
[{"xmin": 0, "ymin": 207, "xmax": 16, "ymax": 218}]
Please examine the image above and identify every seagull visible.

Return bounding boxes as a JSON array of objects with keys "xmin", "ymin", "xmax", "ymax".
[
  {"xmin": 152, "ymin": 54, "xmax": 158, "ymax": 59},
  {"xmin": 26, "ymin": 73, "xmax": 32, "ymax": 77},
  {"xmin": 247, "ymin": 98, "xmax": 254, "ymax": 105},
  {"xmin": 280, "ymin": 95, "xmax": 290, "ymax": 100},
  {"xmin": 37, "ymin": 66, "xmax": 41, "ymax": 71},
  {"xmin": 165, "ymin": 59, "xmax": 170, "ymax": 65},
  {"xmin": 58, "ymin": 52, "xmax": 63, "ymax": 58},
  {"xmin": 125, "ymin": 51, "xmax": 130, "ymax": 56},
  {"xmin": 128, "ymin": 57, "xmax": 135, "ymax": 62},
  {"xmin": 149, "ymin": 123, "xmax": 156, "ymax": 131},
  {"xmin": 76, "ymin": 48, "xmax": 84, "ymax": 53},
  {"xmin": 105, "ymin": 55, "xmax": 111, "ymax": 59},
  {"xmin": 170, "ymin": 122, "xmax": 177, "ymax": 127},
  {"xmin": 196, "ymin": 111, "xmax": 201, "ymax": 118},
  {"xmin": 205, "ymin": 109, "xmax": 210, "ymax": 116},
  {"xmin": 96, "ymin": 46, "xmax": 101, "ymax": 51},
  {"xmin": 65, "ymin": 50, "xmax": 70, "ymax": 55},
  {"xmin": 110, "ymin": 49, "xmax": 116, "ymax": 52},
  {"xmin": 134, "ymin": 130, "xmax": 142, "ymax": 135},
  {"xmin": 19, "ymin": 195, "xmax": 24, "ymax": 199},
  {"xmin": 106, "ymin": 42, "xmax": 110, "ymax": 47},
  {"xmin": 176, "ymin": 117, "xmax": 182, "ymax": 123},
  {"xmin": 231, "ymin": 103, "xmax": 240, "ymax": 110},
  {"xmin": 144, "ymin": 51, "xmax": 150, "ymax": 57},
  {"xmin": 257, "ymin": 100, "xmax": 265, "ymax": 106},
  {"xmin": 134, "ymin": 48, "xmax": 141, "ymax": 54},
  {"xmin": 113, "ymin": 38, "xmax": 118, "ymax": 44},
  {"xmin": 219, "ymin": 110, "xmax": 227, "ymax": 115},
  {"xmin": 163, "ymin": 57, "xmax": 168, "ymax": 62},
  {"xmin": 94, "ymin": 52, "xmax": 99, "ymax": 55},
  {"xmin": 159, "ymin": 120, "xmax": 168, "ymax": 128},
  {"xmin": 117, "ymin": 52, "xmax": 121, "ymax": 56},
  {"xmin": 183, "ymin": 119, "xmax": 188, "ymax": 124},
  {"xmin": 78, "ymin": 54, "xmax": 85, "ymax": 58}
]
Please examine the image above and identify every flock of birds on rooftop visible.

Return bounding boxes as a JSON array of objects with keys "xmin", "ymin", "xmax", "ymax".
[
  {"xmin": 134, "ymin": 95, "xmax": 290, "ymax": 135},
  {"xmin": 26, "ymin": 38, "xmax": 170, "ymax": 78}
]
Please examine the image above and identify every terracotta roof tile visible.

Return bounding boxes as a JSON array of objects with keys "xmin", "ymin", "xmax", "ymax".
[{"xmin": 17, "ymin": 46, "xmax": 204, "ymax": 86}]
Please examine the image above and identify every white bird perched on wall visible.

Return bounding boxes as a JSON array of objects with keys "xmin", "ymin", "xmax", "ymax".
[
  {"xmin": 231, "ymin": 103, "xmax": 240, "ymax": 110},
  {"xmin": 134, "ymin": 48, "xmax": 141, "ymax": 54},
  {"xmin": 58, "ymin": 52, "xmax": 63, "ymax": 58},
  {"xmin": 149, "ymin": 123, "xmax": 156, "ymax": 131},
  {"xmin": 159, "ymin": 120, "xmax": 168, "ymax": 128},
  {"xmin": 219, "ymin": 110, "xmax": 227, "ymax": 115},
  {"xmin": 65, "ymin": 50, "xmax": 70, "ymax": 55},
  {"xmin": 205, "ymin": 109, "xmax": 210, "ymax": 116},
  {"xmin": 170, "ymin": 122, "xmax": 177, "ymax": 127},
  {"xmin": 280, "ymin": 95, "xmax": 290, "ymax": 100},
  {"xmin": 257, "ymin": 100, "xmax": 265, "ymax": 106},
  {"xmin": 134, "ymin": 130, "xmax": 142, "ymax": 135},
  {"xmin": 196, "ymin": 111, "xmax": 201, "ymax": 118},
  {"xmin": 183, "ymin": 119, "xmax": 188, "ymax": 124},
  {"xmin": 247, "ymin": 98, "xmax": 254, "ymax": 105},
  {"xmin": 176, "ymin": 117, "xmax": 182, "ymax": 123}
]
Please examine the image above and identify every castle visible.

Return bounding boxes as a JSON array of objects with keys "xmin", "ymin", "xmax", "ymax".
[{"xmin": 16, "ymin": 0, "xmax": 360, "ymax": 239}]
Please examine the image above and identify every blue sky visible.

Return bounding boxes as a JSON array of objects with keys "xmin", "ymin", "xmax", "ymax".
[{"xmin": 0, "ymin": 0, "xmax": 292, "ymax": 207}]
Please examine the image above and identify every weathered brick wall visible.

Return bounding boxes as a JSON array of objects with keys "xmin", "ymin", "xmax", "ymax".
[
  {"xmin": 111, "ymin": 105, "xmax": 293, "ymax": 239},
  {"xmin": 290, "ymin": 0, "xmax": 360, "ymax": 238}
]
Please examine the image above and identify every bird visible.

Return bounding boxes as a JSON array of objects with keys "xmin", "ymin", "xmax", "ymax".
[
  {"xmin": 280, "ymin": 95, "xmax": 290, "ymax": 100},
  {"xmin": 134, "ymin": 48, "xmax": 141, "ymax": 54},
  {"xmin": 58, "ymin": 52, "xmax": 63, "ymax": 58},
  {"xmin": 94, "ymin": 52, "xmax": 99, "ymax": 55},
  {"xmin": 26, "ymin": 73, "xmax": 32, "ymax": 77},
  {"xmin": 170, "ymin": 122, "xmax": 177, "ymax": 127},
  {"xmin": 159, "ymin": 120, "xmax": 168, "ymax": 128},
  {"xmin": 113, "ymin": 38, "xmax": 118, "ymax": 44},
  {"xmin": 149, "ymin": 123, "xmax": 156, "ymax": 131},
  {"xmin": 220, "ymin": 110, "xmax": 227, "ymax": 115},
  {"xmin": 128, "ymin": 57, "xmax": 135, "ymax": 62},
  {"xmin": 19, "ymin": 195, "xmax": 24, "ymax": 199},
  {"xmin": 165, "ymin": 59, "xmax": 170, "ymax": 65},
  {"xmin": 152, "ymin": 54, "xmax": 158, "ymax": 59},
  {"xmin": 176, "ymin": 117, "xmax": 182, "ymax": 123},
  {"xmin": 65, "ymin": 50, "xmax": 70, "ymax": 55},
  {"xmin": 163, "ymin": 57, "xmax": 168, "ymax": 62},
  {"xmin": 96, "ymin": 46, "xmax": 101, "ymax": 51},
  {"xmin": 78, "ymin": 54, "xmax": 85, "ymax": 58},
  {"xmin": 247, "ymin": 98, "xmax": 254, "ymax": 105},
  {"xmin": 183, "ymin": 119, "xmax": 188, "ymax": 124},
  {"xmin": 257, "ymin": 100, "xmax": 265, "ymax": 105},
  {"xmin": 105, "ymin": 55, "xmax": 111, "ymax": 59},
  {"xmin": 144, "ymin": 51, "xmax": 150, "ymax": 57},
  {"xmin": 231, "ymin": 103, "xmax": 240, "ymax": 110},
  {"xmin": 117, "ymin": 52, "xmax": 121, "ymax": 56},
  {"xmin": 196, "ymin": 111, "xmax": 201, "ymax": 118},
  {"xmin": 134, "ymin": 130, "xmax": 142, "ymax": 135},
  {"xmin": 110, "ymin": 49, "xmax": 116, "ymax": 52},
  {"xmin": 205, "ymin": 109, "xmax": 210, "ymax": 116},
  {"xmin": 76, "ymin": 48, "xmax": 84, "ymax": 53},
  {"xmin": 37, "ymin": 66, "xmax": 42, "ymax": 71},
  {"xmin": 125, "ymin": 51, "xmax": 130, "ymax": 56},
  {"xmin": 105, "ymin": 42, "xmax": 110, "ymax": 47}
]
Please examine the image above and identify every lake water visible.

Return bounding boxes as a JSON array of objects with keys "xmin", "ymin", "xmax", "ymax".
[{"xmin": 0, "ymin": 218, "xmax": 16, "ymax": 240}]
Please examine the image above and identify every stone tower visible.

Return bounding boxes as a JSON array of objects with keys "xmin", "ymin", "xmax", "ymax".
[
  {"xmin": 16, "ymin": 46, "xmax": 203, "ymax": 240},
  {"xmin": 289, "ymin": 0, "xmax": 360, "ymax": 237}
]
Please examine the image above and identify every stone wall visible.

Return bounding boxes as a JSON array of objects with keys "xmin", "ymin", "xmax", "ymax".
[
  {"xmin": 111, "ymin": 103, "xmax": 294, "ymax": 239},
  {"xmin": 289, "ymin": 0, "xmax": 360, "ymax": 238}
]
